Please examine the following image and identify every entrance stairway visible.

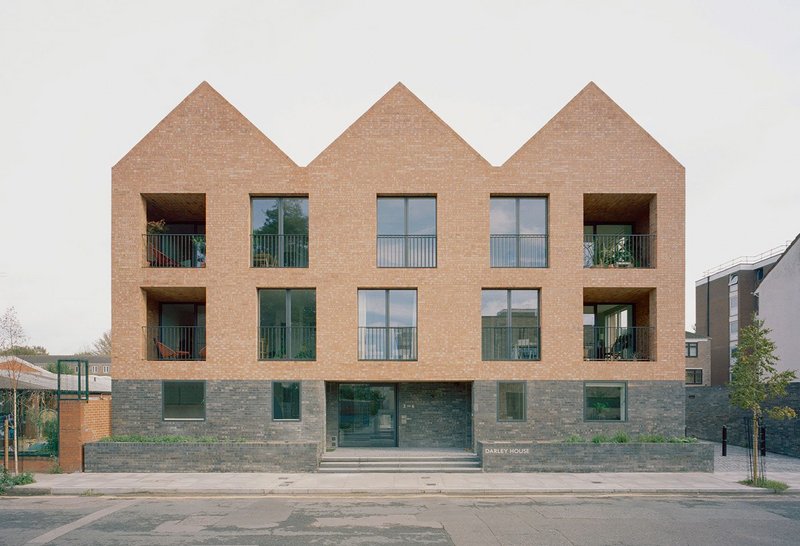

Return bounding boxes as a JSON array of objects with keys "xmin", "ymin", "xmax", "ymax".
[{"xmin": 319, "ymin": 448, "xmax": 482, "ymax": 473}]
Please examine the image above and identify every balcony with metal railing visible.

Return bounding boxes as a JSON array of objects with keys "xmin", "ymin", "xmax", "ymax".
[
  {"xmin": 145, "ymin": 326, "xmax": 206, "ymax": 361},
  {"xmin": 482, "ymin": 326, "xmax": 541, "ymax": 360},
  {"xmin": 583, "ymin": 234, "xmax": 654, "ymax": 268},
  {"xmin": 358, "ymin": 327, "xmax": 417, "ymax": 360},
  {"xmin": 376, "ymin": 235, "xmax": 437, "ymax": 267},
  {"xmin": 144, "ymin": 234, "xmax": 206, "ymax": 268},
  {"xmin": 583, "ymin": 326, "xmax": 654, "ymax": 361},
  {"xmin": 490, "ymin": 234, "xmax": 548, "ymax": 268},
  {"xmin": 258, "ymin": 326, "xmax": 316, "ymax": 360},
  {"xmin": 251, "ymin": 234, "xmax": 309, "ymax": 268}
]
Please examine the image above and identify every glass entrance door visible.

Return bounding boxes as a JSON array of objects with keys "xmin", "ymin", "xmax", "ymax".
[{"xmin": 338, "ymin": 384, "xmax": 397, "ymax": 447}]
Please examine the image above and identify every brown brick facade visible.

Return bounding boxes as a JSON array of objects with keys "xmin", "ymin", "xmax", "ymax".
[{"xmin": 110, "ymin": 82, "xmax": 684, "ymax": 446}]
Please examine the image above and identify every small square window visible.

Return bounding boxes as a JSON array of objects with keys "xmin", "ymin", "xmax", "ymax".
[
  {"xmin": 685, "ymin": 342, "xmax": 698, "ymax": 358},
  {"xmin": 90, "ymin": 366, "xmax": 98, "ymax": 373},
  {"xmin": 163, "ymin": 381, "xmax": 205, "ymax": 420},
  {"xmin": 102, "ymin": 365, "xmax": 110, "ymax": 374},
  {"xmin": 685, "ymin": 369, "xmax": 703, "ymax": 385},
  {"xmin": 584, "ymin": 382, "xmax": 626, "ymax": 421},
  {"xmin": 273, "ymin": 381, "xmax": 301, "ymax": 421},
  {"xmin": 497, "ymin": 382, "xmax": 526, "ymax": 421}
]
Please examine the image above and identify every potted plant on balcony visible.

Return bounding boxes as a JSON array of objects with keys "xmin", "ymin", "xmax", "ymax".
[{"xmin": 146, "ymin": 219, "xmax": 167, "ymax": 234}]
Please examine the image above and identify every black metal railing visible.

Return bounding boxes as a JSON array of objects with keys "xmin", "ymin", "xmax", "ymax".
[
  {"xmin": 251, "ymin": 234, "xmax": 309, "ymax": 268},
  {"xmin": 377, "ymin": 235, "xmax": 437, "ymax": 267},
  {"xmin": 583, "ymin": 326, "xmax": 654, "ymax": 361},
  {"xmin": 482, "ymin": 326, "xmax": 541, "ymax": 360},
  {"xmin": 358, "ymin": 327, "xmax": 417, "ymax": 360},
  {"xmin": 145, "ymin": 326, "xmax": 206, "ymax": 361},
  {"xmin": 144, "ymin": 234, "xmax": 206, "ymax": 268},
  {"xmin": 490, "ymin": 234, "xmax": 548, "ymax": 267},
  {"xmin": 583, "ymin": 234, "xmax": 654, "ymax": 268},
  {"xmin": 258, "ymin": 326, "xmax": 316, "ymax": 360}
]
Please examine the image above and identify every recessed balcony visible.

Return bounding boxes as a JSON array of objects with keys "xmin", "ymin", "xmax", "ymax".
[
  {"xmin": 583, "ymin": 193, "xmax": 655, "ymax": 268},
  {"xmin": 142, "ymin": 193, "xmax": 206, "ymax": 268},
  {"xmin": 144, "ymin": 287, "xmax": 206, "ymax": 361},
  {"xmin": 583, "ymin": 287, "xmax": 655, "ymax": 361}
]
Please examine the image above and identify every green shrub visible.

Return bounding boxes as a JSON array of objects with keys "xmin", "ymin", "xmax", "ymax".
[
  {"xmin": 667, "ymin": 436, "xmax": 698, "ymax": 444},
  {"xmin": 638, "ymin": 434, "xmax": 666, "ymax": 443},
  {"xmin": 0, "ymin": 470, "xmax": 35, "ymax": 495},
  {"xmin": 99, "ymin": 434, "xmax": 221, "ymax": 444},
  {"xmin": 611, "ymin": 431, "xmax": 630, "ymax": 443},
  {"xmin": 591, "ymin": 435, "xmax": 608, "ymax": 444},
  {"xmin": 564, "ymin": 434, "xmax": 585, "ymax": 443},
  {"xmin": 740, "ymin": 478, "xmax": 789, "ymax": 492}
]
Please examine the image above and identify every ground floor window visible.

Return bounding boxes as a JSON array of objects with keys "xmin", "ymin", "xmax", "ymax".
[
  {"xmin": 685, "ymin": 369, "xmax": 703, "ymax": 385},
  {"xmin": 584, "ymin": 382, "xmax": 625, "ymax": 421},
  {"xmin": 163, "ymin": 381, "xmax": 205, "ymax": 420},
  {"xmin": 273, "ymin": 381, "xmax": 301, "ymax": 421},
  {"xmin": 497, "ymin": 382, "xmax": 526, "ymax": 421}
]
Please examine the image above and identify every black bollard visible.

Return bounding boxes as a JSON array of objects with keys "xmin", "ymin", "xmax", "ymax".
[
  {"xmin": 760, "ymin": 426, "xmax": 766, "ymax": 457},
  {"xmin": 722, "ymin": 425, "xmax": 727, "ymax": 456}
]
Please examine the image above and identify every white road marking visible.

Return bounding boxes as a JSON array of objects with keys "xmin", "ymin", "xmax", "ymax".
[{"xmin": 27, "ymin": 499, "xmax": 139, "ymax": 545}]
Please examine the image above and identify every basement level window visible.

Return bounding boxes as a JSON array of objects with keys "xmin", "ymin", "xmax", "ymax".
[{"xmin": 163, "ymin": 381, "xmax": 205, "ymax": 420}]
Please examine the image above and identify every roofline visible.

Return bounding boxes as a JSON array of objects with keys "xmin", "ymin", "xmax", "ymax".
[
  {"xmin": 695, "ymin": 248, "xmax": 786, "ymax": 286},
  {"xmin": 756, "ymin": 232, "xmax": 800, "ymax": 289}
]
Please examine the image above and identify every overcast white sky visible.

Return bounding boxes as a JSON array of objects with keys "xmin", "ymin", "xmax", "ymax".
[{"xmin": 1, "ymin": 1, "xmax": 798, "ymax": 353}]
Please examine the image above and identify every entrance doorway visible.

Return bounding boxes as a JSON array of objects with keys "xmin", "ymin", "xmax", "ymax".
[{"xmin": 338, "ymin": 384, "xmax": 397, "ymax": 447}]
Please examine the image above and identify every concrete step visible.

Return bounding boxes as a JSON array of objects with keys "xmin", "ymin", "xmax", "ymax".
[{"xmin": 319, "ymin": 454, "xmax": 482, "ymax": 473}]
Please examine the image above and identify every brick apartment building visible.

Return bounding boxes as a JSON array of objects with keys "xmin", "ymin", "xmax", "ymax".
[
  {"xmin": 695, "ymin": 245, "xmax": 786, "ymax": 386},
  {"xmin": 111, "ymin": 81, "xmax": 685, "ymax": 465}
]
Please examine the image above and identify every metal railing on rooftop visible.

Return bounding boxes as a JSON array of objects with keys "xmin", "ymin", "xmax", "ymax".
[{"xmin": 701, "ymin": 242, "xmax": 790, "ymax": 277}]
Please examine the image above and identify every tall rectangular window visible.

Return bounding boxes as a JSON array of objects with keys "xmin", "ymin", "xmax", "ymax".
[
  {"xmin": 163, "ymin": 381, "xmax": 205, "ymax": 420},
  {"xmin": 273, "ymin": 381, "xmax": 301, "ymax": 421},
  {"xmin": 377, "ymin": 197, "xmax": 436, "ymax": 267},
  {"xmin": 490, "ymin": 197, "xmax": 547, "ymax": 267},
  {"xmin": 251, "ymin": 197, "xmax": 309, "ymax": 267},
  {"xmin": 685, "ymin": 342, "xmax": 698, "ymax": 358},
  {"xmin": 584, "ymin": 382, "xmax": 626, "ymax": 421},
  {"xmin": 358, "ymin": 289, "xmax": 417, "ymax": 360},
  {"xmin": 481, "ymin": 289, "xmax": 540, "ymax": 360},
  {"xmin": 497, "ymin": 382, "xmax": 526, "ymax": 421},
  {"xmin": 259, "ymin": 289, "xmax": 316, "ymax": 360}
]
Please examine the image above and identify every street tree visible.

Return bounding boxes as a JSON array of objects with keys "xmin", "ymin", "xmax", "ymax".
[
  {"xmin": 729, "ymin": 316, "xmax": 797, "ymax": 483},
  {"xmin": 0, "ymin": 307, "xmax": 29, "ymax": 473},
  {"xmin": 77, "ymin": 330, "xmax": 111, "ymax": 356}
]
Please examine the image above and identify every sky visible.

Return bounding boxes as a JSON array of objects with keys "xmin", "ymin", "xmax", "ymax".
[{"xmin": 0, "ymin": 1, "xmax": 798, "ymax": 353}]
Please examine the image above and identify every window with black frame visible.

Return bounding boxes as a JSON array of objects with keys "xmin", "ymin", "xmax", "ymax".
[
  {"xmin": 251, "ymin": 197, "xmax": 309, "ymax": 267},
  {"xmin": 163, "ymin": 381, "xmax": 205, "ymax": 420},
  {"xmin": 497, "ymin": 382, "xmax": 526, "ymax": 421},
  {"xmin": 584, "ymin": 382, "xmax": 625, "ymax": 421},
  {"xmin": 258, "ymin": 289, "xmax": 316, "ymax": 360},
  {"xmin": 377, "ymin": 197, "xmax": 436, "ymax": 267},
  {"xmin": 685, "ymin": 369, "xmax": 703, "ymax": 385},
  {"xmin": 481, "ymin": 289, "xmax": 540, "ymax": 360},
  {"xmin": 358, "ymin": 289, "xmax": 417, "ymax": 360},
  {"xmin": 273, "ymin": 382, "xmax": 301, "ymax": 420},
  {"xmin": 490, "ymin": 197, "xmax": 547, "ymax": 267}
]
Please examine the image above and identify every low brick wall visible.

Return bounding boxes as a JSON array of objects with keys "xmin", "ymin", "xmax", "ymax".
[
  {"xmin": 84, "ymin": 441, "xmax": 320, "ymax": 472},
  {"xmin": 478, "ymin": 441, "xmax": 714, "ymax": 472},
  {"xmin": 2, "ymin": 455, "xmax": 55, "ymax": 473},
  {"xmin": 686, "ymin": 385, "xmax": 800, "ymax": 458}
]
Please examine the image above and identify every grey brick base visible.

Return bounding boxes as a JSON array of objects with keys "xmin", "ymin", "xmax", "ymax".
[
  {"xmin": 84, "ymin": 441, "xmax": 319, "ymax": 472},
  {"xmin": 473, "ymin": 380, "xmax": 685, "ymax": 449},
  {"xmin": 479, "ymin": 441, "xmax": 714, "ymax": 472}
]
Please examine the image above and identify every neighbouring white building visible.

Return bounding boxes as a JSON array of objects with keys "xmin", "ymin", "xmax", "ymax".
[{"xmin": 755, "ymin": 234, "xmax": 800, "ymax": 381}]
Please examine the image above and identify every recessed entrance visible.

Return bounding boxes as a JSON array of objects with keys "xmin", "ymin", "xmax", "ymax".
[{"xmin": 338, "ymin": 383, "xmax": 397, "ymax": 447}]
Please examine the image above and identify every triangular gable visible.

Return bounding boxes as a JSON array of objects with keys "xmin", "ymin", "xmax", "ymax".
[
  {"xmin": 504, "ymin": 82, "xmax": 682, "ymax": 169},
  {"xmin": 114, "ymin": 81, "xmax": 296, "ymax": 169},
  {"xmin": 309, "ymin": 82, "xmax": 491, "ymax": 168}
]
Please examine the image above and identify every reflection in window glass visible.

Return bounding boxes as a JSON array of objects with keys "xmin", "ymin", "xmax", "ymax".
[
  {"xmin": 358, "ymin": 290, "xmax": 417, "ymax": 360},
  {"xmin": 273, "ymin": 381, "xmax": 301, "ymax": 420},
  {"xmin": 490, "ymin": 197, "xmax": 547, "ymax": 267},
  {"xmin": 482, "ymin": 290, "xmax": 540, "ymax": 360},
  {"xmin": 584, "ymin": 383, "xmax": 625, "ymax": 421},
  {"xmin": 163, "ymin": 381, "xmax": 205, "ymax": 420},
  {"xmin": 498, "ymin": 382, "xmax": 526, "ymax": 421}
]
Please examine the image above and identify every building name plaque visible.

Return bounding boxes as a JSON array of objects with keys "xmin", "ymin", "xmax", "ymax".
[{"xmin": 484, "ymin": 447, "xmax": 530, "ymax": 455}]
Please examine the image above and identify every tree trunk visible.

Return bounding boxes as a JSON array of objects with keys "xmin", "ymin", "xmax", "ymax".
[
  {"xmin": 752, "ymin": 412, "xmax": 759, "ymax": 482},
  {"xmin": 12, "ymin": 388, "xmax": 18, "ymax": 475}
]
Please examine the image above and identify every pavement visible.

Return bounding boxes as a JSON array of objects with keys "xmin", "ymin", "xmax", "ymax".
[{"xmin": 11, "ymin": 443, "xmax": 800, "ymax": 497}]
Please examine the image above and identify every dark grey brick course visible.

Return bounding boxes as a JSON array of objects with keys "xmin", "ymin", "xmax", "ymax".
[
  {"xmin": 398, "ymin": 382, "xmax": 471, "ymax": 448},
  {"xmin": 479, "ymin": 441, "xmax": 714, "ymax": 472},
  {"xmin": 473, "ymin": 380, "xmax": 685, "ymax": 449},
  {"xmin": 686, "ymin": 384, "xmax": 800, "ymax": 457},
  {"xmin": 84, "ymin": 441, "xmax": 319, "ymax": 472}
]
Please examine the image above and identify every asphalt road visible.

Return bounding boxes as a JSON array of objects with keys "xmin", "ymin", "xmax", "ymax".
[{"xmin": 1, "ymin": 495, "xmax": 799, "ymax": 545}]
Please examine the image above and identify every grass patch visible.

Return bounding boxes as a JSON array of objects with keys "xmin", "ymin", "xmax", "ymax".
[
  {"xmin": 740, "ymin": 478, "xmax": 789, "ymax": 492},
  {"xmin": 638, "ymin": 434, "xmax": 667, "ymax": 443},
  {"xmin": 591, "ymin": 435, "xmax": 609, "ymax": 444},
  {"xmin": 564, "ymin": 434, "xmax": 586, "ymax": 444},
  {"xmin": 667, "ymin": 436, "xmax": 698, "ymax": 444},
  {"xmin": 612, "ymin": 431, "xmax": 630, "ymax": 443},
  {"xmin": 0, "ymin": 470, "xmax": 35, "ymax": 495}
]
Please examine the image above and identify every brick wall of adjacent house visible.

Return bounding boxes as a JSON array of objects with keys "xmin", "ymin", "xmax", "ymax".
[
  {"xmin": 685, "ymin": 338, "xmax": 711, "ymax": 387},
  {"xmin": 111, "ymin": 82, "xmax": 685, "ymax": 445},
  {"xmin": 59, "ymin": 396, "xmax": 112, "ymax": 472}
]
